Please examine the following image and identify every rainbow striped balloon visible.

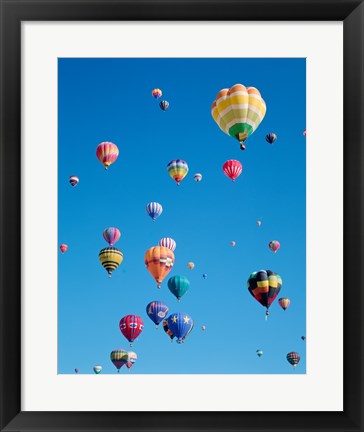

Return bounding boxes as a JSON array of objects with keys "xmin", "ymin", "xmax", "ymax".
[
  {"xmin": 278, "ymin": 297, "xmax": 290, "ymax": 311},
  {"xmin": 96, "ymin": 142, "xmax": 119, "ymax": 170},
  {"xmin": 103, "ymin": 227, "xmax": 121, "ymax": 247},
  {"xmin": 211, "ymin": 84, "xmax": 266, "ymax": 150},
  {"xmin": 152, "ymin": 88, "xmax": 162, "ymax": 99},
  {"xmin": 286, "ymin": 352, "xmax": 300, "ymax": 367},
  {"xmin": 167, "ymin": 160, "xmax": 188, "ymax": 185}
]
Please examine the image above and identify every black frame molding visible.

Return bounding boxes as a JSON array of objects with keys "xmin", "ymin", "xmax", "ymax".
[{"xmin": 0, "ymin": 1, "xmax": 362, "ymax": 431}]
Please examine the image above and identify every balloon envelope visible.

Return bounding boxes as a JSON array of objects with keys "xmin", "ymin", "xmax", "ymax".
[
  {"xmin": 159, "ymin": 100, "xmax": 169, "ymax": 111},
  {"xmin": 265, "ymin": 133, "xmax": 277, "ymax": 144},
  {"xmin": 93, "ymin": 366, "xmax": 102, "ymax": 374},
  {"xmin": 145, "ymin": 246, "xmax": 175, "ymax": 288},
  {"xmin": 223, "ymin": 160, "xmax": 242, "ymax": 181},
  {"xmin": 158, "ymin": 237, "xmax": 176, "ymax": 252},
  {"xmin": 256, "ymin": 350, "xmax": 264, "ymax": 357},
  {"xmin": 96, "ymin": 142, "xmax": 119, "ymax": 170},
  {"xmin": 194, "ymin": 173, "xmax": 202, "ymax": 182},
  {"xmin": 146, "ymin": 202, "xmax": 163, "ymax": 221},
  {"xmin": 168, "ymin": 275, "xmax": 190, "ymax": 302},
  {"xmin": 146, "ymin": 301, "xmax": 169, "ymax": 326},
  {"xmin": 287, "ymin": 352, "xmax": 300, "ymax": 367},
  {"xmin": 269, "ymin": 240, "xmax": 280, "ymax": 253},
  {"xmin": 103, "ymin": 227, "xmax": 121, "ymax": 247},
  {"xmin": 98, "ymin": 247, "xmax": 123, "ymax": 277},
  {"xmin": 152, "ymin": 88, "xmax": 162, "ymax": 99},
  {"xmin": 60, "ymin": 244, "xmax": 68, "ymax": 253},
  {"xmin": 119, "ymin": 315, "xmax": 144, "ymax": 345},
  {"xmin": 278, "ymin": 297, "xmax": 290, "ymax": 311},
  {"xmin": 110, "ymin": 348, "xmax": 128, "ymax": 372},
  {"xmin": 69, "ymin": 176, "xmax": 79, "ymax": 187},
  {"xmin": 247, "ymin": 270, "xmax": 282, "ymax": 318},
  {"xmin": 167, "ymin": 312, "xmax": 193, "ymax": 344},
  {"xmin": 167, "ymin": 160, "xmax": 188, "ymax": 185},
  {"xmin": 211, "ymin": 84, "xmax": 266, "ymax": 150},
  {"xmin": 187, "ymin": 262, "xmax": 195, "ymax": 270}
]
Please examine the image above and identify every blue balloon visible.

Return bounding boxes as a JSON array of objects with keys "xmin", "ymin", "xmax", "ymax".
[
  {"xmin": 202, "ymin": 274, "xmax": 207, "ymax": 279},
  {"xmin": 146, "ymin": 301, "xmax": 169, "ymax": 327},
  {"xmin": 146, "ymin": 202, "xmax": 163, "ymax": 221},
  {"xmin": 167, "ymin": 312, "xmax": 193, "ymax": 344},
  {"xmin": 159, "ymin": 100, "xmax": 170, "ymax": 111}
]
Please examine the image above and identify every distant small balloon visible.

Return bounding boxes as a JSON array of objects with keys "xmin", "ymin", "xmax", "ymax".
[
  {"xmin": 93, "ymin": 366, "xmax": 102, "ymax": 374},
  {"xmin": 256, "ymin": 350, "xmax": 264, "ymax": 357},
  {"xmin": 69, "ymin": 176, "xmax": 79, "ymax": 187},
  {"xmin": 60, "ymin": 244, "xmax": 68, "ymax": 253},
  {"xmin": 287, "ymin": 352, "xmax": 300, "ymax": 367},
  {"xmin": 265, "ymin": 133, "xmax": 277, "ymax": 144},
  {"xmin": 278, "ymin": 297, "xmax": 290, "ymax": 311},
  {"xmin": 202, "ymin": 273, "xmax": 208, "ymax": 279},
  {"xmin": 74, "ymin": 368, "xmax": 79, "ymax": 374},
  {"xmin": 222, "ymin": 160, "xmax": 242, "ymax": 182},
  {"xmin": 303, "ymin": 129, "xmax": 307, "ymax": 137},
  {"xmin": 159, "ymin": 100, "xmax": 169, "ymax": 111},
  {"xmin": 194, "ymin": 173, "xmax": 203, "ymax": 182},
  {"xmin": 301, "ymin": 336, "xmax": 306, "ymax": 341},
  {"xmin": 201, "ymin": 325, "xmax": 206, "ymax": 331},
  {"xmin": 256, "ymin": 220, "xmax": 262, "ymax": 227},
  {"xmin": 269, "ymin": 240, "xmax": 280, "ymax": 253},
  {"xmin": 96, "ymin": 142, "xmax": 119, "ymax": 170},
  {"xmin": 187, "ymin": 262, "xmax": 195, "ymax": 270},
  {"xmin": 146, "ymin": 202, "xmax": 163, "ymax": 221},
  {"xmin": 152, "ymin": 88, "xmax": 162, "ymax": 99},
  {"xmin": 231, "ymin": 241, "xmax": 236, "ymax": 247}
]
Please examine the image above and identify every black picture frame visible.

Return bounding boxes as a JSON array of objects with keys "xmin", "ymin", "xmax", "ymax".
[{"xmin": 0, "ymin": 1, "xmax": 362, "ymax": 431}]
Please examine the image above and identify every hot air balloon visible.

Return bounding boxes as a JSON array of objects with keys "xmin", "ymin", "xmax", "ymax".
[
  {"xmin": 278, "ymin": 297, "xmax": 290, "ymax": 311},
  {"xmin": 146, "ymin": 301, "xmax": 169, "ymax": 328},
  {"xmin": 162, "ymin": 318, "xmax": 175, "ymax": 342},
  {"xmin": 211, "ymin": 84, "xmax": 266, "ymax": 150},
  {"xmin": 158, "ymin": 237, "xmax": 176, "ymax": 252},
  {"xmin": 301, "ymin": 336, "xmax": 306, "ymax": 341},
  {"xmin": 222, "ymin": 160, "xmax": 242, "ymax": 182},
  {"xmin": 202, "ymin": 273, "xmax": 208, "ymax": 279},
  {"xmin": 60, "ymin": 244, "xmax": 68, "ymax": 253},
  {"xmin": 167, "ymin": 312, "xmax": 193, "ymax": 344},
  {"xmin": 194, "ymin": 173, "xmax": 202, "ymax": 182},
  {"xmin": 93, "ymin": 366, "xmax": 102, "ymax": 374},
  {"xmin": 167, "ymin": 275, "xmax": 190, "ymax": 302},
  {"xmin": 187, "ymin": 262, "xmax": 195, "ymax": 270},
  {"xmin": 231, "ymin": 241, "xmax": 236, "ymax": 247},
  {"xmin": 126, "ymin": 351, "xmax": 138, "ymax": 370},
  {"xmin": 287, "ymin": 352, "xmax": 300, "ymax": 367},
  {"xmin": 303, "ymin": 129, "xmax": 307, "ymax": 137},
  {"xmin": 119, "ymin": 315, "xmax": 144, "ymax": 347},
  {"xmin": 247, "ymin": 270, "xmax": 282, "ymax": 319},
  {"xmin": 103, "ymin": 227, "xmax": 121, "ymax": 247},
  {"xmin": 146, "ymin": 202, "xmax": 163, "ymax": 221},
  {"xmin": 265, "ymin": 133, "xmax": 277, "ymax": 144},
  {"xmin": 98, "ymin": 247, "xmax": 123, "ymax": 278},
  {"xmin": 74, "ymin": 368, "xmax": 79, "ymax": 374},
  {"xmin": 256, "ymin": 350, "xmax": 264, "ymax": 357},
  {"xmin": 144, "ymin": 246, "xmax": 175, "ymax": 288},
  {"xmin": 167, "ymin": 160, "xmax": 189, "ymax": 185},
  {"xmin": 269, "ymin": 240, "xmax": 280, "ymax": 253},
  {"xmin": 159, "ymin": 100, "xmax": 169, "ymax": 111},
  {"xmin": 152, "ymin": 88, "xmax": 162, "ymax": 99},
  {"xmin": 256, "ymin": 220, "xmax": 262, "ymax": 227},
  {"xmin": 110, "ymin": 348, "xmax": 128, "ymax": 372},
  {"xmin": 69, "ymin": 176, "xmax": 79, "ymax": 187},
  {"xmin": 201, "ymin": 325, "xmax": 206, "ymax": 331},
  {"xmin": 96, "ymin": 142, "xmax": 119, "ymax": 170}
]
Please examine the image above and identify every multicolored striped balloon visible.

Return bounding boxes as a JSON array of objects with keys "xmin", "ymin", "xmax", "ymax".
[
  {"xmin": 93, "ymin": 366, "xmax": 102, "ymax": 374},
  {"xmin": 167, "ymin": 160, "xmax": 188, "ymax": 185},
  {"xmin": 110, "ymin": 348, "xmax": 128, "ymax": 372},
  {"xmin": 247, "ymin": 270, "xmax": 282, "ymax": 319},
  {"xmin": 168, "ymin": 275, "xmax": 190, "ymax": 302},
  {"xmin": 158, "ymin": 237, "xmax": 176, "ymax": 252},
  {"xmin": 278, "ymin": 297, "xmax": 290, "ymax": 311},
  {"xmin": 266, "ymin": 133, "xmax": 277, "ymax": 144},
  {"xmin": 211, "ymin": 84, "xmax": 266, "ymax": 150},
  {"xmin": 103, "ymin": 227, "xmax": 121, "ymax": 247},
  {"xmin": 269, "ymin": 240, "xmax": 281, "ymax": 253},
  {"xmin": 69, "ymin": 176, "xmax": 79, "ymax": 187},
  {"xmin": 96, "ymin": 142, "xmax": 119, "ymax": 170},
  {"xmin": 98, "ymin": 247, "xmax": 123, "ymax": 277},
  {"xmin": 223, "ymin": 160, "xmax": 242, "ymax": 181},
  {"xmin": 159, "ymin": 100, "xmax": 169, "ymax": 111},
  {"xmin": 194, "ymin": 173, "xmax": 202, "ymax": 182},
  {"xmin": 146, "ymin": 301, "xmax": 169, "ymax": 327},
  {"xmin": 119, "ymin": 314, "xmax": 144, "ymax": 347},
  {"xmin": 60, "ymin": 244, "xmax": 68, "ymax": 253},
  {"xmin": 146, "ymin": 202, "xmax": 163, "ymax": 221},
  {"xmin": 152, "ymin": 88, "xmax": 162, "ymax": 99},
  {"xmin": 144, "ymin": 246, "xmax": 175, "ymax": 288},
  {"xmin": 287, "ymin": 352, "xmax": 300, "ymax": 367}
]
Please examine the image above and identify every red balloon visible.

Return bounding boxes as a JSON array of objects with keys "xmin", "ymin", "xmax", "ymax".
[
  {"xmin": 222, "ymin": 160, "xmax": 242, "ymax": 181},
  {"xmin": 60, "ymin": 244, "xmax": 68, "ymax": 253},
  {"xmin": 119, "ymin": 315, "xmax": 144, "ymax": 346}
]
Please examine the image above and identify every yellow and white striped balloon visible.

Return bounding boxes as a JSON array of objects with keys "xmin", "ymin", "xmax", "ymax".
[{"xmin": 211, "ymin": 84, "xmax": 266, "ymax": 150}]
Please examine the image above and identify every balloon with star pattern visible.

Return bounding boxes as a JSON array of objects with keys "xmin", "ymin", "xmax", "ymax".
[{"xmin": 167, "ymin": 312, "xmax": 193, "ymax": 344}]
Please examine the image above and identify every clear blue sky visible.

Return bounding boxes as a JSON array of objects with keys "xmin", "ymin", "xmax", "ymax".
[{"xmin": 58, "ymin": 58, "xmax": 306, "ymax": 374}]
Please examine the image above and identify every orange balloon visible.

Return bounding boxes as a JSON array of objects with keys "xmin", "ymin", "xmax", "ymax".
[{"xmin": 144, "ymin": 246, "xmax": 175, "ymax": 288}]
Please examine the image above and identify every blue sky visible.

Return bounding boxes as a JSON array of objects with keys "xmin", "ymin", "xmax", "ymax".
[{"xmin": 58, "ymin": 58, "xmax": 306, "ymax": 374}]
